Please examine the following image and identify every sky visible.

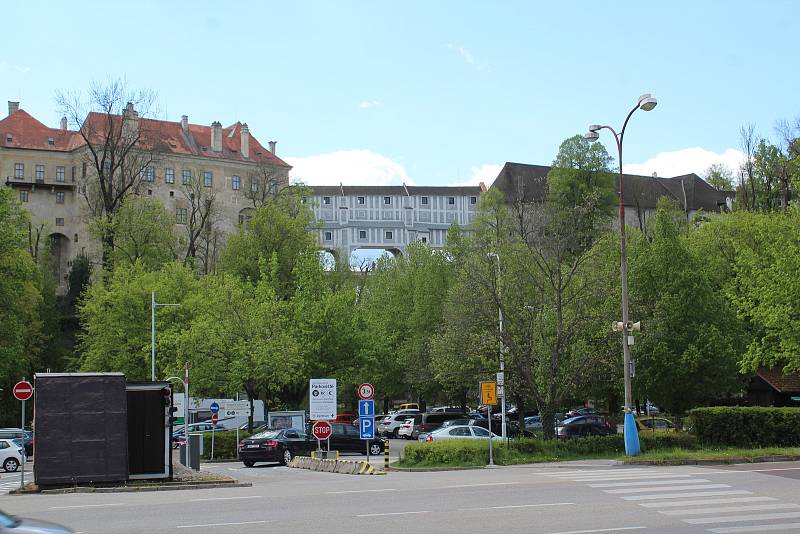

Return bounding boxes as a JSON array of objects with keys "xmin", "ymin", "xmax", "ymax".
[{"xmin": 4, "ymin": 1, "xmax": 799, "ymax": 189}]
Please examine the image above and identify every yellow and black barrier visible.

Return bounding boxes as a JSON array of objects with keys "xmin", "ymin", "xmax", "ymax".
[{"xmin": 289, "ymin": 456, "xmax": 377, "ymax": 475}]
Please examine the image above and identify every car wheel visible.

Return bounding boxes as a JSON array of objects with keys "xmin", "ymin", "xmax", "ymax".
[
  {"xmin": 392, "ymin": 429, "xmax": 400, "ymax": 439},
  {"xmin": 3, "ymin": 458, "xmax": 19, "ymax": 472},
  {"xmin": 370, "ymin": 443, "xmax": 382, "ymax": 455},
  {"xmin": 281, "ymin": 448, "xmax": 293, "ymax": 465},
  {"xmin": 243, "ymin": 460, "xmax": 255, "ymax": 468}
]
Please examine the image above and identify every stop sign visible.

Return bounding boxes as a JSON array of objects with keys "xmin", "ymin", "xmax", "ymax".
[
  {"xmin": 13, "ymin": 381, "xmax": 33, "ymax": 402},
  {"xmin": 312, "ymin": 421, "xmax": 332, "ymax": 441}
]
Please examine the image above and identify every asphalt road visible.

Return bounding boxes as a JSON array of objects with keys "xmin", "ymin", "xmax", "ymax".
[{"xmin": 3, "ymin": 460, "xmax": 800, "ymax": 533}]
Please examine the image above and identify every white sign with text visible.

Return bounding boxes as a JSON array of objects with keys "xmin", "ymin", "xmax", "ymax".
[{"xmin": 309, "ymin": 379, "xmax": 337, "ymax": 421}]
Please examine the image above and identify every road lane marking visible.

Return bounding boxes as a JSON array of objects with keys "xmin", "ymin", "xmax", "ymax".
[
  {"xmin": 460, "ymin": 502, "xmax": 574, "ymax": 511},
  {"xmin": 638, "ymin": 496, "xmax": 777, "ymax": 508},
  {"xmin": 549, "ymin": 527, "xmax": 647, "ymax": 534},
  {"xmin": 604, "ymin": 483, "xmax": 731, "ymax": 494},
  {"xmin": 684, "ymin": 511, "xmax": 800, "ymax": 525},
  {"xmin": 176, "ymin": 520, "xmax": 273, "ymax": 529},
  {"xmin": 660, "ymin": 503, "xmax": 800, "ymax": 515},
  {"xmin": 589, "ymin": 478, "xmax": 712, "ymax": 488},
  {"xmin": 50, "ymin": 503, "xmax": 125, "ymax": 510},
  {"xmin": 328, "ymin": 489, "xmax": 398, "ymax": 494},
  {"xmin": 189, "ymin": 496, "xmax": 262, "ymax": 502},
  {"xmin": 708, "ymin": 523, "xmax": 800, "ymax": 533},
  {"xmin": 564, "ymin": 474, "xmax": 692, "ymax": 482},
  {"xmin": 441, "ymin": 482, "xmax": 521, "ymax": 488},
  {"xmin": 540, "ymin": 469, "xmax": 655, "ymax": 476},
  {"xmin": 622, "ymin": 490, "xmax": 751, "ymax": 501},
  {"xmin": 357, "ymin": 511, "xmax": 431, "ymax": 518}
]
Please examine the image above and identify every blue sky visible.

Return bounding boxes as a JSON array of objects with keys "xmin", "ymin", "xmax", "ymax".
[{"xmin": 5, "ymin": 1, "xmax": 798, "ymax": 187}]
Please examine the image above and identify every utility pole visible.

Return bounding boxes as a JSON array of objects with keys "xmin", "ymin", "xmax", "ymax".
[{"xmin": 151, "ymin": 291, "xmax": 180, "ymax": 381}]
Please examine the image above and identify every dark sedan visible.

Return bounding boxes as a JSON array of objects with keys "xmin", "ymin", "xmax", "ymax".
[
  {"xmin": 556, "ymin": 415, "xmax": 614, "ymax": 439},
  {"xmin": 238, "ymin": 428, "xmax": 316, "ymax": 467}
]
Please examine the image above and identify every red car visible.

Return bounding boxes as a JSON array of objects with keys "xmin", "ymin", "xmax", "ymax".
[{"xmin": 332, "ymin": 413, "xmax": 356, "ymax": 424}]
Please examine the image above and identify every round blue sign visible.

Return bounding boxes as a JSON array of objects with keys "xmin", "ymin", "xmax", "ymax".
[{"xmin": 209, "ymin": 402, "xmax": 220, "ymax": 414}]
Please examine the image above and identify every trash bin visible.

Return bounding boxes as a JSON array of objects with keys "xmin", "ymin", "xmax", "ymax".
[{"xmin": 179, "ymin": 434, "xmax": 201, "ymax": 471}]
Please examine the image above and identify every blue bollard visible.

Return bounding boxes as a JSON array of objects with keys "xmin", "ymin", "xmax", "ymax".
[{"xmin": 623, "ymin": 411, "xmax": 640, "ymax": 456}]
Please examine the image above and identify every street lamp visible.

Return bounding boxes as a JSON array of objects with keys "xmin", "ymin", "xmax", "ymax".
[
  {"xmin": 151, "ymin": 292, "xmax": 181, "ymax": 382},
  {"xmin": 585, "ymin": 93, "xmax": 657, "ymax": 456},
  {"xmin": 487, "ymin": 252, "xmax": 506, "ymax": 440}
]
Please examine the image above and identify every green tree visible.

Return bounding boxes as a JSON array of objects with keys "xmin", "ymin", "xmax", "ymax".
[
  {"xmin": 704, "ymin": 163, "xmax": 735, "ymax": 191},
  {"xmin": 548, "ymin": 135, "xmax": 615, "ymax": 218}
]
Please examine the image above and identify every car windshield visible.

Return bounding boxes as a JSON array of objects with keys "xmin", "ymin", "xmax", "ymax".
[
  {"xmin": 251, "ymin": 429, "xmax": 282, "ymax": 439},
  {"xmin": 11, "ymin": 439, "xmax": 23, "ymax": 448}
]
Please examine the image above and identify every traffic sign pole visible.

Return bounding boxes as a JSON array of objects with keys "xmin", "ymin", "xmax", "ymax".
[
  {"xmin": 13, "ymin": 379, "xmax": 34, "ymax": 490},
  {"xmin": 488, "ymin": 405, "xmax": 494, "ymax": 466},
  {"xmin": 20, "ymin": 397, "xmax": 25, "ymax": 490}
]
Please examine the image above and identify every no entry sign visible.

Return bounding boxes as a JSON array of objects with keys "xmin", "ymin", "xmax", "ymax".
[
  {"xmin": 13, "ymin": 381, "xmax": 33, "ymax": 402},
  {"xmin": 312, "ymin": 421, "xmax": 332, "ymax": 441}
]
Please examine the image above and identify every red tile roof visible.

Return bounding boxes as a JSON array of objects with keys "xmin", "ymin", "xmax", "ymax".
[
  {"xmin": 756, "ymin": 368, "xmax": 800, "ymax": 393},
  {"xmin": 1, "ymin": 108, "xmax": 289, "ymax": 168}
]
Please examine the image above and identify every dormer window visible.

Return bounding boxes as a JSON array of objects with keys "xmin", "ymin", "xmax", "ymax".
[
  {"xmin": 47, "ymin": 137, "xmax": 55, "ymax": 146},
  {"xmin": 5, "ymin": 135, "xmax": 11, "ymax": 144}
]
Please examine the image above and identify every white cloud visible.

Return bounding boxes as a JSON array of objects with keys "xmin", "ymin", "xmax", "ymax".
[
  {"xmin": 0, "ymin": 60, "xmax": 30, "ymax": 74},
  {"xmin": 358, "ymin": 100, "xmax": 382, "ymax": 109},
  {"xmin": 447, "ymin": 43, "xmax": 475, "ymax": 65},
  {"xmin": 624, "ymin": 147, "xmax": 745, "ymax": 178},
  {"xmin": 449, "ymin": 163, "xmax": 502, "ymax": 187},
  {"xmin": 285, "ymin": 150, "xmax": 414, "ymax": 187}
]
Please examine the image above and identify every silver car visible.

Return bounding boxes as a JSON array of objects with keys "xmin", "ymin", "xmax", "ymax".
[{"xmin": 0, "ymin": 510, "xmax": 72, "ymax": 533}]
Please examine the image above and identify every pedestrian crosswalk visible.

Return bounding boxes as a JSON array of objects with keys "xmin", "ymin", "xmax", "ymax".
[{"xmin": 537, "ymin": 467, "xmax": 800, "ymax": 533}]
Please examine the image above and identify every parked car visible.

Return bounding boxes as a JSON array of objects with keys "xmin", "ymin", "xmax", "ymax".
[
  {"xmin": 556, "ymin": 415, "xmax": 613, "ymax": 439},
  {"xmin": 419, "ymin": 425, "xmax": 502, "ymax": 442},
  {"xmin": 239, "ymin": 421, "xmax": 267, "ymax": 431},
  {"xmin": 429, "ymin": 406, "xmax": 467, "ymax": 413},
  {"xmin": 471, "ymin": 418, "xmax": 531, "ymax": 438},
  {"xmin": 0, "ymin": 510, "xmax": 73, "ymax": 533},
  {"xmin": 524, "ymin": 415, "xmax": 542, "ymax": 430},
  {"xmin": 397, "ymin": 418, "xmax": 416, "ymax": 439},
  {"xmin": 0, "ymin": 429, "xmax": 32, "ymax": 457},
  {"xmin": 398, "ymin": 403, "xmax": 419, "ymax": 411},
  {"xmin": 239, "ymin": 428, "xmax": 316, "ymax": 467},
  {"xmin": 0, "ymin": 439, "xmax": 25, "ymax": 472},
  {"xmin": 172, "ymin": 422, "xmax": 224, "ymax": 437},
  {"xmin": 635, "ymin": 417, "xmax": 676, "ymax": 433},
  {"xmin": 378, "ymin": 413, "xmax": 416, "ymax": 438},
  {"xmin": 313, "ymin": 423, "xmax": 385, "ymax": 455},
  {"xmin": 333, "ymin": 413, "xmax": 357, "ymax": 424},
  {"xmin": 412, "ymin": 412, "xmax": 467, "ymax": 439},
  {"xmin": 565, "ymin": 407, "xmax": 598, "ymax": 418}
]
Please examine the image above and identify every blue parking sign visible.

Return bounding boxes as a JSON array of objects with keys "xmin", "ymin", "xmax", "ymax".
[
  {"xmin": 359, "ymin": 416, "xmax": 375, "ymax": 439},
  {"xmin": 358, "ymin": 399, "xmax": 374, "ymax": 417}
]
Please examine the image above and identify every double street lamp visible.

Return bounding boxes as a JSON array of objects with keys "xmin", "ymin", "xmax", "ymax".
[{"xmin": 585, "ymin": 94, "xmax": 657, "ymax": 456}]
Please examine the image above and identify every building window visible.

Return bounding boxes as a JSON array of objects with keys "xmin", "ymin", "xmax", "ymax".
[
  {"xmin": 165, "ymin": 168, "xmax": 175, "ymax": 184},
  {"xmin": 71, "ymin": 166, "xmax": 76, "ymax": 182},
  {"xmin": 82, "ymin": 163, "xmax": 87, "ymax": 178},
  {"xmin": 74, "ymin": 233, "xmax": 79, "ymax": 243},
  {"xmin": 103, "ymin": 161, "xmax": 112, "ymax": 175},
  {"xmin": 357, "ymin": 196, "xmax": 365, "ymax": 205},
  {"xmin": 55, "ymin": 217, "xmax": 65, "ymax": 227},
  {"xmin": 383, "ymin": 196, "xmax": 391, "ymax": 205},
  {"xmin": 324, "ymin": 231, "xmax": 333, "ymax": 241},
  {"xmin": 182, "ymin": 169, "xmax": 191, "ymax": 185},
  {"xmin": 176, "ymin": 208, "xmax": 187, "ymax": 224},
  {"xmin": 14, "ymin": 163, "xmax": 23, "ymax": 179},
  {"xmin": 232, "ymin": 175, "xmax": 240, "ymax": 190},
  {"xmin": 470, "ymin": 196, "xmax": 477, "ymax": 205},
  {"xmin": 323, "ymin": 196, "xmax": 331, "ymax": 205},
  {"xmin": 385, "ymin": 231, "xmax": 393, "ymax": 240},
  {"xmin": 144, "ymin": 167, "xmax": 155, "ymax": 182},
  {"xmin": 421, "ymin": 196, "xmax": 428, "ymax": 205},
  {"xmin": 35, "ymin": 165, "xmax": 45, "ymax": 181},
  {"xmin": 359, "ymin": 230, "xmax": 367, "ymax": 239},
  {"xmin": 250, "ymin": 177, "xmax": 259, "ymax": 192},
  {"xmin": 56, "ymin": 191, "xmax": 65, "ymax": 204},
  {"xmin": 19, "ymin": 190, "xmax": 28, "ymax": 202},
  {"xmin": 448, "ymin": 197, "xmax": 455, "ymax": 205},
  {"xmin": 56, "ymin": 166, "xmax": 65, "ymax": 182},
  {"xmin": 147, "ymin": 189, "xmax": 153, "ymax": 196},
  {"xmin": 47, "ymin": 137, "xmax": 55, "ymax": 146},
  {"xmin": 421, "ymin": 236, "xmax": 427, "ymax": 244},
  {"xmin": 169, "ymin": 191, "xmax": 174, "ymax": 198},
  {"xmin": 5, "ymin": 135, "xmax": 11, "ymax": 144},
  {"xmin": 203, "ymin": 171, "xmax": 212, "ymax": 187}
]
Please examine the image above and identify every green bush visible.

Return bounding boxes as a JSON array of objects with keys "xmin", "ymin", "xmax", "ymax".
[
  {"xmin": 199, "ymin": 431, "xmax": 250, "ymax": 460},
  {"xmin": 690, "ymin": 407, "xmax": 800, "ymax": 447}
]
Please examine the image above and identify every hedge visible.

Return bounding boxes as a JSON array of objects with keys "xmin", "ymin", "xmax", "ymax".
[
  {"xmin": 401, "ymin": 433, "xmax": 696, "ymax": 467},
  {"xmin": 199, "ymin": 431, "xmax": 251, "ymax": 460},
  {"xmin": 689, "ymin": 407, "xmax": 800, "ymax": 447}
]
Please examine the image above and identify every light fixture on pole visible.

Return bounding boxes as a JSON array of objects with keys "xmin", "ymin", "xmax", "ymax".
[
  {"xmin": 487, "ymin": 252, "xmax": 506, "ymax": 441},
  {"xmin": 585, "ymin": 93, "xmax": 657, "ymax": 456},
  {"xmin": 151, "ymin": 292, "xmax": 181, "ymax": 382}
]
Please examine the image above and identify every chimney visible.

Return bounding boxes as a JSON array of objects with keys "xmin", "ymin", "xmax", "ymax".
[
  {"xmin": 60, "ymin": 116, "xmax": 68, "ymax": 130},
  {"xmin": 180, "ymin": 115, "xmax": 189, "ymax": 134},
  {"xmin": 211, "ymin": 121, "xmax": 222, "ymax": 152},
  {"xmin": 652, "ymin": 172, "xmax": 658, "ymax": 178},
  {"xmin": 122, "ymin": 101, "xmax": 139, "ymax": 138},
  {"xmin": 268, "ymin": 141, "xmax": 277, "ymax": 155},
  {"xmin": 240, "ymin": 123, "xmax": 250, "ymax": 159},
  {"xmin": 8, "ymin": 101, "xmax": 19, "ymax": 116}
]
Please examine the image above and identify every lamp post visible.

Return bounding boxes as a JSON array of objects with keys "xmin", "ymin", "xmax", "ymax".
[
  {"xmin": 585, "ymin": 93, "xmax": 657, "ymax": 456},
  {"xmin": 151, "ymin": 291, "xmax": 181, "ymax": 381},
  {"xmin": 487, "ymin": 252, "xmax": 506, "ymax": 440}
]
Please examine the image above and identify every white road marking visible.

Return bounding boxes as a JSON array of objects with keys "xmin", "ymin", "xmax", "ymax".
[
  {"xmin": 565, "ymin": 474, "xmax": 693, "ymax": 482},
  {"xmin": 684, "ymin": 511, "xmax": 800, "ymax": 524},
  {"xmin": 189, "ymin": 496, "xmax": 262, "ymax": 502},
  {"xmin": 328, "ymin": 489, "xmax": 398, "ymax": 494},
  {"xmin": 441, "ymin": 482, "xmax": 521, "ymax": 488},
  {"xmin": 708, "ymin": 523, "xmax": 800, "ymax": 533},
  {"xmin": 638, "ymin": 496, "xmax": 777, "ymax": 508},
  {"xmin": 549, "ymin": 527, "xmax": 647, "ymax": 534},
  {"xmin": 622, "ymin": 490, "xmax": 752, "ymax": 501},
  {"xmin": 357, "ymin": 511, "xmax": 431, "ymax": 517},
  {"xmin": 50, "ymin": 503, "xmax": 125, "ymax": 510},
  {"xmin": 460, "ymin": 502, "xmax": 574, "ymax": 511},
  {"xmin": 604, "ymin": 483, "xmax": 731, "ymax": 494},
  {"xmin": 660, "ymin": 503, "xmax": 800, "ymax": 515},
  {"xmin": 176, "ymin": 520, "xmax": 272, "ymax": 528},
  {"xmin": 589, "ymin": 478, "xmax": 712, "ymax": 488},
  {"xmin": 540, "ymin": 469, "xmax": 655, "ymax": 476}
]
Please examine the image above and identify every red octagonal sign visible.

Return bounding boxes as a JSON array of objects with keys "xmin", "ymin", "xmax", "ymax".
[
  {"xmin": 13, "ymin": 381, "xmax": 33, "ymax": 402},
  {"xmin": 311, "ymin": 421, "xmax": 332, "ymax": 441}
]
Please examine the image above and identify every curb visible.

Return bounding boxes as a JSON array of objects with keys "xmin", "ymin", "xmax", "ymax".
[
  {"xmin": 289, "ymin": 456, "xmax": 381, "ymax": 475},
  {"xmin": 387, "ymin": 465, "xmax": 489, "ymax": 472},
  {"xmin": 625, "ymin": 455, "xmax": 800, "ymax": 466},
  {"xmin": 34, "ymin": 482, "xmax": 252, "ymax": 495}
]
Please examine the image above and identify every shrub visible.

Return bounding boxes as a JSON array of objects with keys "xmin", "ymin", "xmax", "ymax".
[
  {"xmin": 690, "ymin": 407, "xmax": 800, "ymax": 447},
  {"xmin": 199, "ymin": 431, "xmax": 250, "ymax": 460}
]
